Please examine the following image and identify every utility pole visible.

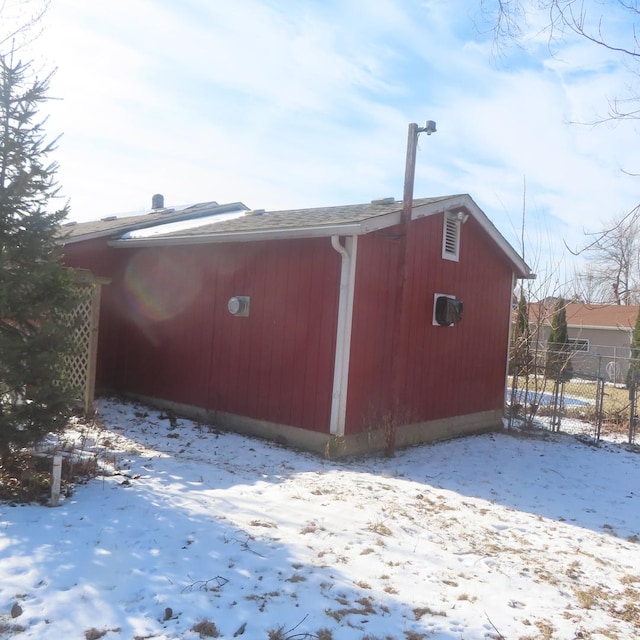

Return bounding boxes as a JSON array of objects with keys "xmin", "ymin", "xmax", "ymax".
[
  {"xmin": 388, "ymin": 120, "xmax": 436, "ymax": 455},
  {"xmin": 402, "ymin": 121, "xmax": 436, "ymax": 224}
]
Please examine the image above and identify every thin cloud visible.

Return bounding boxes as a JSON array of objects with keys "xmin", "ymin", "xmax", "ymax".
[{"xmin": 9, "ymin": 0, "xmax": 639, "ymax": 286}]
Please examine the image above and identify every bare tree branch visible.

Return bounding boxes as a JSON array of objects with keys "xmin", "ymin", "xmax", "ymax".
[
  {"xmin": 569, "ymin": 207, "xmax": 640, "ymax": 304},
  {"xmin": 0, "ymin": 0, "xmax": 50, "ymax": 54},
  {"xmin": 554, "ymin": 0, "xmax": 640, "ymax": 58},
  {"xmin": 480, "ymin": 0, "xmax": 640, "ymax": 124}
]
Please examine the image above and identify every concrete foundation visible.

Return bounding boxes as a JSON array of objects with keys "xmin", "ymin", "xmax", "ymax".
[{"xmin": 123, "ymin": 394, "xmax": 503, "ymax": 458}]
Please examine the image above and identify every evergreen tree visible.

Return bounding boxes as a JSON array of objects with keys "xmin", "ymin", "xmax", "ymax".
[
  {"xmin": 545, "ymin": 297, "xmax": 573, "ymax": 381},
  {"xmin": 627, "ymin": 309, "xmax": 640, "ymax": 388},
  {"xmin": 0, "ymin": 53, "xmax": 79, "ymax": 463},
  {"xmin": 510, "ymin": 290, "xmax": 531, "ymax": 376}
]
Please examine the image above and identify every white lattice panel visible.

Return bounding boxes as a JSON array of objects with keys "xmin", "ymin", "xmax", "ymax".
[{"xmin": 63, "ymin": 273, "xmax": 104, "ymax": 413}]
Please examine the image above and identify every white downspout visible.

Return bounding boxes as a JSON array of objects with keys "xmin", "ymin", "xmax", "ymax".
[{"xmin": 330, "ymin": 235, "xmax": 358, "ymax": 436}]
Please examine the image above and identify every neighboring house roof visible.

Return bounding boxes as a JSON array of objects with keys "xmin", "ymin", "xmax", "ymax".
[
  {"xmin": 530, "ymin": 302, "xmax": 640, "ymax": 331},
  {"xmin": 60, "ymin": 193, "xmax": 532, "ymax": 278},
  {"xmin": 565, "ymin": 303, "xmax": 640, "ymax": 331}
]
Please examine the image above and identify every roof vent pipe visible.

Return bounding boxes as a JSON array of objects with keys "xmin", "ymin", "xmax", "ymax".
[{"xmin": 151, "ymin": 194, "xmax": 164, "ymax": 209}]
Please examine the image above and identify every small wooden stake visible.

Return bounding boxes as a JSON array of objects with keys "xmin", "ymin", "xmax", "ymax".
[{"xmin": 51, "ymin": 455, "xmax": 62, "ymax": 507}]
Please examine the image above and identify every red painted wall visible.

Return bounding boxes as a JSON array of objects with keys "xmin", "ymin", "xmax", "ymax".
[
  {"xmin": 64, "ymin": 237, "xmax": 341, "ymax": 432},
  {"xmin": 63, "ymin": 238, "xmax": 124, "ymax": 390},
  {"xmin": 345, "ymin": 213, "xmax": 513, "ymax": 434},
  {"xmin": 63, "ymin": 212, "xmax": 516, "ymax": 439}
]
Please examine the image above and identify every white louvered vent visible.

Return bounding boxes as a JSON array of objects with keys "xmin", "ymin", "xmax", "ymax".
[{"xmin": 442, "ymin": 213, "xmax": 460, "ymax": 261}]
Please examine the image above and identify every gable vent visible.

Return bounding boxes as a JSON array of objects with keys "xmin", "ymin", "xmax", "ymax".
[{"xmin": 442, "ymin": 213, "xmax": 460, "ymax": 261}]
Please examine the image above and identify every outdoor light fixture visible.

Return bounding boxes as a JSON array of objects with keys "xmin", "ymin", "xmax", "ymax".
[
  {"xmin": 456, "ymin": 211, "xmax": 469, "ymax": 224},
  {"xmin": 420, "ymin": 120, "xmax": 437, "ymax": 135}
]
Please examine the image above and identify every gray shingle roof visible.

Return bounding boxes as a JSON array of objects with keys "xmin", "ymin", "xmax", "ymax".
[
  {"xmin": 59, "ymin": 193, "xmax": 531, "ymax": 278},
  {"xmin": 112, "ymin": 195, "xmax": 460, "ymax": 244}
]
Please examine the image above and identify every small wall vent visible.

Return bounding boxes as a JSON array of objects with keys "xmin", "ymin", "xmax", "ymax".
[
  {"xmin": 442, "ymin": 213, "xmax": 461, "ymax": 261},
  {"xmin": 228, "ymin": 296, "xmax": 250, "ymax": 317}
]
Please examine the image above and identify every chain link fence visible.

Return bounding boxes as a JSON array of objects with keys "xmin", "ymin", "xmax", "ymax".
[{"xmin": 506, "ymin": 349, "xmax": 639, "ymax": 445}]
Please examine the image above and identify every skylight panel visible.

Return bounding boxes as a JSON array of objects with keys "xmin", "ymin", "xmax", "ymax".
[{"xmin": 121, "ymin": 209, "xmax": 247, "ymax": 239}]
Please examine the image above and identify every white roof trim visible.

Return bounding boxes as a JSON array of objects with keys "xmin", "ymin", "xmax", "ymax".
[
  {"xmin": 109, "ymin": 212, "xmax": 402, "ymax": 248},
  {"xmin": 567, "ymin": 324, "xmax": 633, "ymax": 332}
]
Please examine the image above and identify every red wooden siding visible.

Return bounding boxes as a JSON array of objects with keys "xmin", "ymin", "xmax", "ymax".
[
  {"xmin": 63, "ymin": 238, "xmax": 125, "ymax": 391},
  {"xmin": 344, "ymin": 231, "xmax": 401, "ymax": 429},
  {"xmin": 65, "ymin": 237, "xmax": 341, "ymax": 432},
  {"xmin": 345, "ymin": 213, "xmax": 513, "ymax": 434}
]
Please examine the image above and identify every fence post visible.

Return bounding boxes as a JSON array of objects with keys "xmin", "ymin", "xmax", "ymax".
[
  {"xmin": 51, "ymin": 455, "xmax": 62, "ymax": 507},
  {"xmin": 629, "ymin": 381, "xmax": 638, "ymax": 445},
  {"xmin": 595, "ymin": 377, "xmax": 604, "ymax": 442}
]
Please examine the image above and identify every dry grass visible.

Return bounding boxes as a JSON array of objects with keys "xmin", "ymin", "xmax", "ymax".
[
  {"xmin": 191, "ymin": 619, "xmax": 220, "ymax": 637},
  {"xmin": 533, "ymin": 618, "xmax": 556, "ymax": 640},
  {"xmin": 267, "ymin": 621, "xmax": 328, "ymax": 639},
  {"xmin": 300, "ymin": 521, "xmax": 325, "ymax": 535},
  {"xmin": 404, "ymin": 633, "xmax": 428, "ymax": 640},
  {"xmin": 84, "ymin": 628, "xmax": 121, "ymax": 640},
  {"xmin": 249, "ymin": 519, "xmax": 278, "ymax": 528},
  {"xmin": 574, "ymin": 585, "xmax": 608, "ymax": 610},
  {"xmin": 354, "ymin": 580, "xmax": 371, "ymax": 589},
  {"xmin": 326, "ymin": 595, "xmax": 376, "ymax": 622},
  {"xmin": 286, "ymin": 573, "xmax": 306, "ymax": 583},
  {"xmin": 457, "ymin": 593, "xmax": 476, "ymax": 602},
  {"xmin": 0, "ymin": 448, "xmax": 99, "ymax": 504},
  {"xmin": 367, "ymin": 521, "xmax": 393, "ymax": 536},
  {"xmin": 413, "ymin": 606, "xmax": 447, "ymax": 620},
  {"xmin": 0, "ymin": 623, "xmax": 26, "ymax": 635}
]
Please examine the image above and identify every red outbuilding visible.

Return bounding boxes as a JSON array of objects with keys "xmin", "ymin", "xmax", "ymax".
[{"xmin": 61, "ymin": 194, "xmax": 531, "ymax": 456}]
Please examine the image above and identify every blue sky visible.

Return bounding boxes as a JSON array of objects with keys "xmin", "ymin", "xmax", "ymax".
[{"xmin": 7, "ymin": 0, "xmax": 640, "ymax": 288}]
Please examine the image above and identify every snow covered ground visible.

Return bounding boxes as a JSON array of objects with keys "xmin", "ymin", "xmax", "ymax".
[{"xmin": 0, "ymin": 397, "xmax": 639, "ymax": 640}]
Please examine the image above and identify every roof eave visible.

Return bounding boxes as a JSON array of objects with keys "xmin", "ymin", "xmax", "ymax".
[
  {"xmin": 566, "ymin": 324, "xmax": 633, "ymax": 331},
  {"xmin": 108, "ymin": 212, "xmax": 402, "ymax": 248}
]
